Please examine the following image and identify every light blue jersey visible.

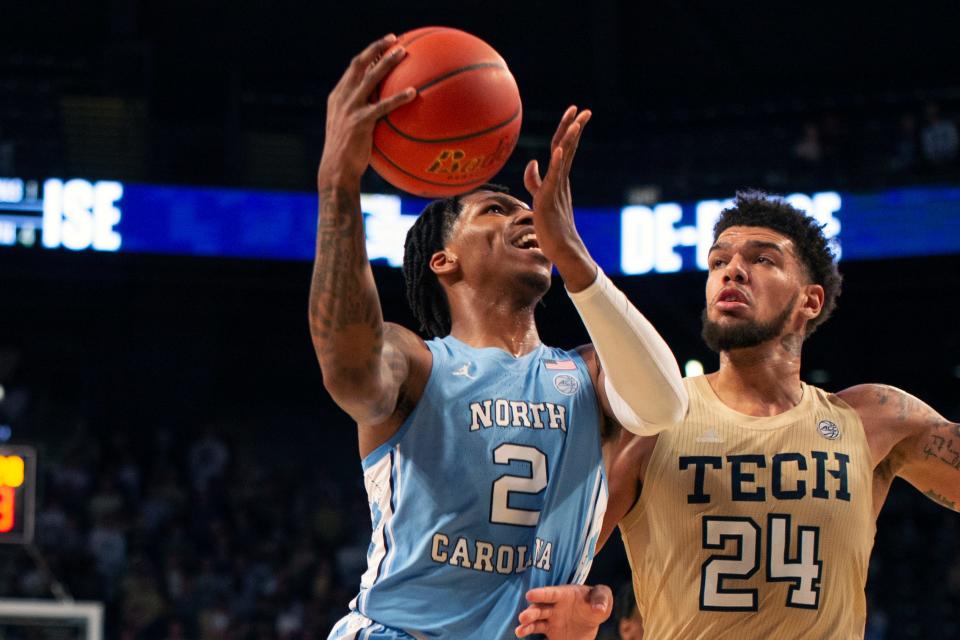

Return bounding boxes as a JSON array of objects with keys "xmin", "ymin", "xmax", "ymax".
[{"xmin": 330, "ymin": 335, "xmax": 608, "ymax": 640}]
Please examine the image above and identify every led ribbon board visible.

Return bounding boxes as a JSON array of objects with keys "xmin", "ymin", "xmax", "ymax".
[{"xmin": 2, "ymin": 177, "xmax": 959, "ymax": 273}]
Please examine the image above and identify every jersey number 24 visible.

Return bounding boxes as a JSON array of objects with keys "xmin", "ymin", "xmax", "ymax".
[{"xmin": 700, "ymin": 513, "xmax": 822, "ymax": 611}]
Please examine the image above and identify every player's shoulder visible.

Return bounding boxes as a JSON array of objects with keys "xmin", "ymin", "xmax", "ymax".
[
  {"xmin": 383, "ymin": 321, "xmax": 427, "ymax": 348},
  {"xmin": 383, "ymin": 322, "xmax": 432, "ymax": 378},
  {"xmin": 835, "ymin": 383, "xmax": 931, "ymax": 435},
  {"xmin": 384, "ymin": 322, "xmax": 430, "ymax": 357},
  {"xmin": 574, "ymin": 343, "xmax": 599, "ymax": 369},
  {"xmin": 573, "ymin": 342, "xmax": 593, "ymax": 356},
  {"xmin": 572, "ymin": 343, "xmax": 604, "ymax": 388},
  {"xmin": 836, "ymin": 383, "xmax": 907, "ymax": 414}
]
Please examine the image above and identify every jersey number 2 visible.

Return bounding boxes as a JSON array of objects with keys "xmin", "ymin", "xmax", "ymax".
[
  {"xmin": 700, "ymin": 514, "xmax": 822, "ymax": 611},
  {"xmin": 490, "ymin": 444, "xmax": 548, "ymax": 527}
]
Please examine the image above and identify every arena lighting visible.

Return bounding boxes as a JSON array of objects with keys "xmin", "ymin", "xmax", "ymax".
[
  {"xmin": 808, "ymin": 369, "xmax": 831, "ymax": 384},
  {"xmin": 0, "ymin": 384, "xmax": 5, "ymax": 403},
  {"xmin": 684, "ymin": 359, "xmax": 705, "ymax": 377}
]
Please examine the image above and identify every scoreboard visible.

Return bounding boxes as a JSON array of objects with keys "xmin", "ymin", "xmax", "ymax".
[{"xmin": 0, "ymin": 446, "xmax": 36, "ymax": 545}]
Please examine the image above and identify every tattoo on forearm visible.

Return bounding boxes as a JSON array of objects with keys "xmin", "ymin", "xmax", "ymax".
[
  {"xmin": 924, "ymin": 489, "xmax": 957, "ymax": 510},
  {"xmin": 921, "ymin": 421, "xmax": 960, "ymax": 471},
  {"xmin": 310, "ymin": 185, "xmax": 382, "ymax": 358}
]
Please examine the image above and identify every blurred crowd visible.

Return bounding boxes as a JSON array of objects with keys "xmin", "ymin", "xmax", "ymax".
[
  {"xmin": 788, "ymin": 102, "xmax": 958, "ymax": 182},
  {"xmin": 0, "ymin": 421, "xmax": 373, "ymax": 639},
  {"xmin": 617, "ymin": 99, "xmax": 960, "ymax": 204}
]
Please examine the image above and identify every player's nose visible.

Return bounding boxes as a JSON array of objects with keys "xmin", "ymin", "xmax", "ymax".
[
  {"xmin": 512, "ymin": 209, "xmax": 534, "ymax": 227},
  {"xmin": 722, "ymin": 255, "xmax": 749, "ymax": 284}
]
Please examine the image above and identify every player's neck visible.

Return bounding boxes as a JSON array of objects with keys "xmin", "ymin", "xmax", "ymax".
[
  {"xmin": 710, "ymin": 334, "xmax": 804, "ymax": 416},
  {"xmin": 448, "ymin": 299, "xmax": 541, "ymax": 357},
  {"xmin": 445, "ymin": 279, "xmax": 543, "ymax": 357}
]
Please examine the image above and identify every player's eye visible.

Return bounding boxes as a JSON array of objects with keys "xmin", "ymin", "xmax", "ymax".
[
  {"xmin": 710, "ymin": 258, "xmax": 726, "ymax": 269},
  {"xmin": 486, "ymin": 204, "xmax": 506, "ymax": 215},
  {"xmin": 756, "ymin": 256, "xmax": 773, "ymax": 265}
]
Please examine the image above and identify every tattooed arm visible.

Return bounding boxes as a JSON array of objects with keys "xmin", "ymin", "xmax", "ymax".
[
  {"xmin": 840, "ymin": 384, "xmax": 960, "ymax": 512},
  {"xmin": 309, "ymin": 35, "xmax": 422, "ymax": 426}
]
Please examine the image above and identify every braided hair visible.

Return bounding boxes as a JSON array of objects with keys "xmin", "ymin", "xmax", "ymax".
[{"xmin": 402, "ymin": 184, "xmax": 510, "ymax": 338}]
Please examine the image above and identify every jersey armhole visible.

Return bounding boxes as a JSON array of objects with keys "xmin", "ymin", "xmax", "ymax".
[
  {"xmin": 618, "ymin": 431, "xmax": 668, "ymax": 535},
  {"xmin": 824, "ymin": 389, "xmax": 871, "ymax": 446},
  {"xmin": 361, "ymin": 340, "xmax": 444, "ymax": 471},
  {"xmin": 618, "ymin": 487, "xmax": 646, "ymax": 536}
]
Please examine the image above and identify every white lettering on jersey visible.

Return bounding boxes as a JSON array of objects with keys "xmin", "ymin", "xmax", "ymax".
[
  {"xmin": 468, "ymin": 400, "xmax": 568, "ymax": 432},
  {"xmin": 430, "ymin": 532, "xmax": 554, "ymax": 574}
]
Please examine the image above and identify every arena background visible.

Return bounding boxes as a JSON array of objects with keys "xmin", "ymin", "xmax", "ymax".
[{"xmin": 1, "ymin": 1, "xmax": 958, "ymax": 638}]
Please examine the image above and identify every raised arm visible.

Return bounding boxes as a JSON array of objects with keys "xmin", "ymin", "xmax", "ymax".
[
  {"xmin": 524, "ymin": 108, "xmax": 687, "ymax": 435},
  {"xmin": 309, "ymin": 35, "xmax": 418, "ymax": 425},
  {"xmin": 840, "ymin": 384, "xmax": 960, "ymax": 512}
]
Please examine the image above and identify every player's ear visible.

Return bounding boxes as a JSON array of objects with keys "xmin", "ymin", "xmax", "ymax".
[
  {"xmin": 800, "ymin": 283, "xmax": 824, "ymax": 321},
  {"xmin": 430, "ymin": 250, "xmax": 459, "ymax": 276}
]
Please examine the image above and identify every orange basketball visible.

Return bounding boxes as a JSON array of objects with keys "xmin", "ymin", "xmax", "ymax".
[{"xmin": 370, "ymin": 27, "xmax": 522, "ymax": 197}]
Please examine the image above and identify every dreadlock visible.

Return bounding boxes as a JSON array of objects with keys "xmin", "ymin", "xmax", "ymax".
[{"xmin": 402, "ymin": 183, "xmax": 511, "ymax": 338}]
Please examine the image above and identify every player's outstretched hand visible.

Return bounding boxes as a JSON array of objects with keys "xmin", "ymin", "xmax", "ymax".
[
  {"xmin": 524, "ymin": 106, "xmax": 595, "ymax": 291},
  {"xmin": 515, "ymin": 584, "xmax": 613, "ymax": 639},
  {"xmin": 318, "ymin": 34, "xmax": 416, "ymax": 186}
]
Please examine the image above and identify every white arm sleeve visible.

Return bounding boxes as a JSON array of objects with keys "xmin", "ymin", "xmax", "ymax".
[{"xmin": 567, "ymin": 268, "xmax": 688, "ymax": 435}]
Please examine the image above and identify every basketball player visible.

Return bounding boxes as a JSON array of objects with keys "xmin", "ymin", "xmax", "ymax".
[
  {"xmin": 515, "ymin": 191, "xmax": 959, "ymax": 639},
  {"xmin": 312, "ymin": 35, "xmax": 688, "ymax": 639}
]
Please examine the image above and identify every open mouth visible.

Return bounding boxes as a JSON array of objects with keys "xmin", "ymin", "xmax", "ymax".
[
  {"xmin": 511, "ymin": 232, "xmax": 540, "ymax": 250},
  {"xmin": 718, "ymin": 289, "xmax": 747, "ymax": 303},
  {"xmin": 716, "ymin": 288, "xmax": 749, "ymax": 309}
]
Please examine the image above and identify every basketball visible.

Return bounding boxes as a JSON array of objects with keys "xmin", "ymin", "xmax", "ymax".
[{"xmin": 370, "ymin": 27, "xmax": 522, "ymax": 197}]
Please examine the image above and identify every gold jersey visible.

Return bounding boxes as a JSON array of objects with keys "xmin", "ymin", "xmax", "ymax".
[{"xmin": 621, "ymin": 376, "xmax": 875, "ymax": 639}]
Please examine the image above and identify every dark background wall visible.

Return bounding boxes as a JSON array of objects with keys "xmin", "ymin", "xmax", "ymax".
[{"xmin": 2, "ymin": 1, "xmax": 960, "ymax": 200}]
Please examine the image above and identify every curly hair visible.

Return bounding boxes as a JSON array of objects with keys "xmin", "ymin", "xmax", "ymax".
[
  {"xmin": 714, "ymin": 190, "xmax": 842, "ymax": 336},
  {"xmin": 402, "ymin": 184, "xmax": 511, "ymax": 338}
]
